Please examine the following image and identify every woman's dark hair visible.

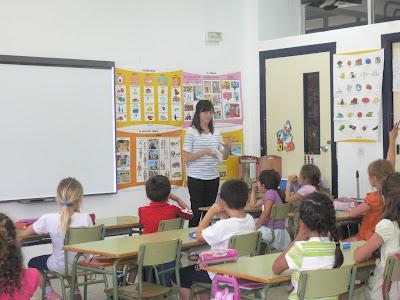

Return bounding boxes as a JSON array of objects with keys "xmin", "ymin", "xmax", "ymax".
[
  {"xmin": 299, "ymin": 192, "xmax": 343, "ymax": 268},
  {"xmin": 381, "ymin": 172, "xmax": 400, "ymax": 224},
  {"xmin": 191, "ymin": 100, "xmax": 214, "ymax": 134},
  {"xmin": 0, "ymin": 213, "xmax": 23, "ymax": 297},
  {"xmin": 258, "ymin": 169, "xmax": 280, "ymax": 190}
]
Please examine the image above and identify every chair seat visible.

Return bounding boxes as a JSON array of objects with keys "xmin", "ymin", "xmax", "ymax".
[
  {"xmin": 79, "ymin": 257, "xmax": 113, "ymax": 268},
  {"xmin": 105, "ymin": 282, "xmax": 172, "ymax": 298}
]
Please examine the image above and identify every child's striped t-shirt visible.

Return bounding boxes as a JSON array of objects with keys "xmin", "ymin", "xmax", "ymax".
[{"xmin": 285, "ymin": 237, "xmax": 337, "ymax": 300}]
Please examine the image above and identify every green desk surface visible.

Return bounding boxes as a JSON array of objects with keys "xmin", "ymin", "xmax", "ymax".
[
  {"xmin": 64, "ymin": 227, "xmax": 203, "ymax": 259},
  {"xmin": 288, "ymin": 210, "xmax": 360, "ymax": 222},
  {"xmin": 202, "ymin": 241, "xmax": 374, "ymax": 284},
  {"xmin": 198, "ymin": 204, "xmax": 262, "ymax": 214}
]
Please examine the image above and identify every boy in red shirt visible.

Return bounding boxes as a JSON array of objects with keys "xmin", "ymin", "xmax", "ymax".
[{"xmin": 139, "ymin": 175, "xmax": 193, "ymax": 234}]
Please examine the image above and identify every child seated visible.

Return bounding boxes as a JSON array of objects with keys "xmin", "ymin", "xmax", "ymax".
[
  {"xmin": 354, "ymin": 172, "xmax": 400, "ymax": 300},
  {"xmin": 346, "ymin": 159, "xmax": 393, "ymax": 241},
  {"xmin": 249, "ymin": 169, "xmax": 291, "ymax": 250},
  {"xmin": 171, "ymin": 179, "xmax": 256, "ymax": 300},
  {"xmin": 285, "ymin": 164, "xmax": 328, "ymax": 202},
  {"xmin": 0, "ymin": 213, "xmax": 41, "ymax": 300},
  {"xmin": 272, "ymin": 192, "xmax": 344, "ymax": 299}
]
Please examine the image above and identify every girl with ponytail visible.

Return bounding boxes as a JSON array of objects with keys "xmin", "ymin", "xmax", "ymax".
[
  {"xmin": 20, "ymin": 177, "xmax": 92, "ymax": 300},
  {"xmin": 272, "ymin": 192, "xmax": 344, "ymax": 299}
]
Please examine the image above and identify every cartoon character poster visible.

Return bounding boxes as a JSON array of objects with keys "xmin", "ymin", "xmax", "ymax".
[
  {"xmin": 276, "ymin": 120, "xmax": 295, "ymax": 152},
  {"xmin": 333, "ymin": 49, "xmax": 383, "ymax": 142}
]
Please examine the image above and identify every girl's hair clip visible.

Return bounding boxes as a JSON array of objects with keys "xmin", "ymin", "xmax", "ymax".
[{"xmin": 63, "ymin": 201, "xmax": 72, "ymax": 207}]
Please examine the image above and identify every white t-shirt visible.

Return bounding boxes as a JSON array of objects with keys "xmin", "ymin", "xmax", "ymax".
[
  {"xmin": 33, "ymin": 212, "xmax": 93, "ymax": 273},
  {"xmin": 367, "ymin": 219, "xmax": 400, "ymax": 300},
  {"xmin": 202, "ymin": 214, "xmax": 256, "ymax": 279},
  {"xmin": 297, "ymin": 184, "xmax": 316, "ymax": 196},
  {"xmin": 183, "ymin": 127, "xmax": 224, "ymax": 180}
]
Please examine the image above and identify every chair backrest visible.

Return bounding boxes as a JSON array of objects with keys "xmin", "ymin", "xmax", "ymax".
[
  {"xmin": 158, "ymin": 218, "xmax": 184, "ymax": 232},
  {"xmin": 138, "ymin": 239, "xmax": 182, "ymax": 267},
  {"xmin": 297, "ymin": 265, "xmax": 356, "ymax": 300},
  {"xmin": 383, "ymin": 254, "xmax": 400, "ymax": 300},
  {"xmin": 63, "ymin": 225, "xmax": 105, "ymax": 274},
  {"xmin": 228, "ymin": 231, "xmax": 262, "ymax": 257},
  {"xmin": 270, "ymin": 202, "xmax": 292, "ymax": 223}
]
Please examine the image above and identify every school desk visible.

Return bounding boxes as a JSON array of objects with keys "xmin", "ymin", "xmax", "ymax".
[
  {"xmin": 201, "ymin": 241, "xmax": 374, "ymax": 299},
  {"xmin": 18, "ymin": 216, "xmax": 141, "ymax": 247},
  {"xmin": 198, "ymin": 203, "xmax": 262, "ymax": 219},
  {"xmin": 287, "ymin": 210, "xmax": 361, "ymax": 223},
  {"xmin": 64, "ymin": 227, "xmax": 205, "ymax": 300}
]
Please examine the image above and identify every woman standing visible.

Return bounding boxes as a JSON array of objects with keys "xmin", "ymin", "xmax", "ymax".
[{"xmin": 183, "ymin": 100, "xmax": 230, "ymax": 227}]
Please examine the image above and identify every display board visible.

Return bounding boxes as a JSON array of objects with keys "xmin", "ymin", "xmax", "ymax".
[{"xmin": 0, "ymin": 55, "xmax": 117, "ymax": 201}]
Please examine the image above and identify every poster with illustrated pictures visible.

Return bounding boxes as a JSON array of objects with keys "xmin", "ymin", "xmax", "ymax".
[
  {"xmin": 114, "ymin": 69, "xmax": 183, "ymax": 128},
  {"xmin": 333, "ymin": 49, "xmax": 384, "ymax": 142},
  {"xmin": 182, "ymin": 72, "xmax": 243, "ymax": 126},
  {"xmin": 116, "ymin": 130, "xmax": 184, "ymax": 188},
  {"xmin": 116, "ymin": 137, "xmax": 131, "ymax": 184}
]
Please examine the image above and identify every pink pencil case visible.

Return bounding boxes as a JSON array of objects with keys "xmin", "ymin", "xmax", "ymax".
[{"xmin": 198, "ymin": 249, "xmax": 238, "ymax": 266}]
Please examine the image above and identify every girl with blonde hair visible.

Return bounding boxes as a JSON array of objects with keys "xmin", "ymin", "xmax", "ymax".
[{"xmin": 21, "ymin": 177, "xmax": 93, "ymax": 300}]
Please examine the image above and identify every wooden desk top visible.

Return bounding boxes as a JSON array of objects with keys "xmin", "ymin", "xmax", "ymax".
[
  {"xmin": 198, "ymin": 204, "xmax": 262, "ymax": 214},
  {"xmin": 202, "ymin": 241, "xmax": 374, "ymax": 284},
  {"xmin": 18, "ymin": 216, "xmax": 140, "ymax": 242},
  {"xmin": 64, "ymin": 227, "xmax": 204, "ymax": 259},
  {"xmin": 288, "ymin": 210, "xmax": 359, "ymax": 222}
]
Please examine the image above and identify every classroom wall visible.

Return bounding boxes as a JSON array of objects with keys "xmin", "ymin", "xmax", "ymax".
[
  {"xmin": 250, "ymin": 20, "xmax": 400, "ymax": 198},
  {"xmin": 0, "ymin": 0, "xmax": 259, "ymax": 262}
]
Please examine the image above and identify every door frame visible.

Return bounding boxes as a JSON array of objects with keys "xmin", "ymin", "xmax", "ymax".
[
  {"xmin": 259, "ymin": 42, "xmax": 338, "ymax": 196},
  {"xmin": 381, "ymin": 32, "xmax": 400, "ymax": 157}
]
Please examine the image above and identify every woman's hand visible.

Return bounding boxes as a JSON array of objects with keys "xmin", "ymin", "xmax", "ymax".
[{"xmin": 204, "ymin": 148, "xmax": 217, "ymax": 158}]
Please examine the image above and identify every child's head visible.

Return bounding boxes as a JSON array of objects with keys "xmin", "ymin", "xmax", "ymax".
[
  {"xmin": 0, "ymin": 213, "xmax": 23, "ymax": 295},
  {"xmin": 220, "ymin": 179, "xmax": 249, "ymax": 210},
  {"xmin": 299, "ymin": 164, "xmax": 321, "ymax": 187},
  {"xmin": 381, "ymin": 172, "xmax": 400, "ymax": 222},
  {"xmin": 56, "ymin": 177, "xmax": 84, "ymax": 234},
  {"xmin": 368, "ymin": 159, "xmax": 394, "ymax": 190},
  {"xmin": 145, "ymin": 175, "xmax": 171, "ymax": 202},
  {"xmin": 258, "ymin": 169, "xmax": 281, "ymax": 191},
  {"xmin": 299, "ymin": 192, "xmax": 343, "ymax": 268}
]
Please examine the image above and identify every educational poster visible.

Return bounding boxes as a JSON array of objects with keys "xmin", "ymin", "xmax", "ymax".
[
  {"xmin": 116, "ymin": 130, "xmax": 184, "ymax": 188},
  {"xmin": 182, "ymin": 72, "xmax": 243, "ymax": 126},
  {"xmin": 114, "ymin": 69, "xmax": 183, "ymax": 128},
  {"xmin": 333, "ymin": 49, "xmax": 384, "ymax": 142}
]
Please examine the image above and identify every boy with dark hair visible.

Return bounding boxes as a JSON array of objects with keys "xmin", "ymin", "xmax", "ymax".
[
  {"xmin": 171, "ymin": 179, "xmax": 256, "ymax": 300},
  {"xmin": 139, "ymin": 175, "xmax": 193, "ymax": 234}
]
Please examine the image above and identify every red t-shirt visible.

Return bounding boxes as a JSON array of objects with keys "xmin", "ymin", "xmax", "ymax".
[
  {"xmin": 0, "ymin": 268, "xmax": 41, "ymax": 300},
  {"xmin": 138, "ymin": 201, "xmax": 193, "ymax": 234},
  {"xmin": 357, "ymin": 191, "xmax": 383, "ymax": 241}
]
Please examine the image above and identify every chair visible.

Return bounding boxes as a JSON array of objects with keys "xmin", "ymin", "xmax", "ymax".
[
  {"xmin": 263, "ymin": 202, "xmax": 292, "ymax": 253},
  {"xmin": 41, "ymin": 225, "xmax": 107, "ymax": 300},
  {"xmin": 104, "ymin": 239, "xmax": 182, "ymax": 300},
  {"xmin": 157, "ymin": 218, "xmax": 184, "ymax": 232},
  {"xmin": 297, "ymin": 265, "xmax": 357, "ymax": 300},
  {"xmin": 189, "ymin": 231, "xmax": 262, "ymax": 300},
  {"xmin": 383, "ymin": 254, "xmax": 400, "ymax": 300}
]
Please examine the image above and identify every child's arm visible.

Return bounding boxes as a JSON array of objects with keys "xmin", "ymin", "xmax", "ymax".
[
  {"xmin": 17, "ymin": 224, "xmax": 36, "ymax": 241},
  {"xmin": 285, "ymin": 175, "xmax": 301, "ymax": 202},
  {"xmin": 249, "ymin": 180, "xmax": 261, "ymax": 209},
  {"xmin": 170, "ymin": 193, "xmax": 193, "ymax": 220},
  {"xmin": 354, "ymin": 232, "xmax": 383, "ymax": 263},
  {"xmin": 387, "ymin": 126, "xmax": 399, "ymax": 168},
  {"xmin": 195, "ymin": 203, "xmax": 221, "ymax": 242},
  {"xmin": 347, "ymin": 202, "xmax": 371, "ymax": 218},
  {"xmin": 255, "ymin": 201, "xmax": 273, "ymax": 230},
  {"xmin": 169, "ymin": 193, "xmax": 189, "ymax": 210}
]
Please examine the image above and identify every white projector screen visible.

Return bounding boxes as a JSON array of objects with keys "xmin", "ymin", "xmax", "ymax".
[{"xmin": 0, "ymin": 56, "xmax": 117, "ymax": 201}]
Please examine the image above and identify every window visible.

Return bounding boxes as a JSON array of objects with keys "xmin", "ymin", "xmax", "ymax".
[{"xmin": 374, "ymin": 0, "xmax": 400, "ymax": 23}]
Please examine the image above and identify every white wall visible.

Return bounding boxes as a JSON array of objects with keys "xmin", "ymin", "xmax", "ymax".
[
  {"xmin": 0, "ymin": 0, "xmax": 259, "ymax": 262},
  {"xmin": 251, "ymin": 21, "xmax": 400, "ymax": 198}
]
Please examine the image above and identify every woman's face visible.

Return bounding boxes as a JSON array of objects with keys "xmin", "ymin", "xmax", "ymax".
[{"xmin": 199, "ymin": 110, "xmax": 213, "ymax": 124}]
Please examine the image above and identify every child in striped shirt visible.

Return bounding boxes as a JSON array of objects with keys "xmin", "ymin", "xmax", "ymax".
[{"xmin": 272, "ymin": 192, "xmax": 344, "ymax": 300}]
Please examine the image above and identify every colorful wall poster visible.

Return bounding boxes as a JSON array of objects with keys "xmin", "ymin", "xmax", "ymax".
[
  {"xmin": 182, "ymin": 72, "xmax": 243, "ymax": 126},
  {"xmin": 116, "ymin": 130, "xmax": 184, "ymax": 189},
  {"xmin": 333, "ymin": 49, "xmax": 384, "ymax": 142},
  {"xmin": 115, "ymin": 69, "xmax": 183, "ymax": 128}
]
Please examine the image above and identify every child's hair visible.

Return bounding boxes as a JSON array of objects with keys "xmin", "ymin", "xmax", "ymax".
[
  {"xmin": 299, "ymin": 164, "xmax": 321, "ymax": 188},
  {"xmin": 299, "ymin": 192, "xmax": 343, "ymax": 268},
  {"xmin": 258, "ymin": 169, "xmax": 281, "ymax": 190},
  {"xmin": 368, "ymin": 159, "xmax": 394, "ymax": 188},
  {"xmin": 220, "ymin": 179, "xmax": 249, "ymax": 210},
  {"xmin": 56, "ymin": 177, "xmax": 84, "ymax": 235},
  {"xmin": 381, "ymin": 172, "xmax": 400, "ymax": 224},
  {"xmin": 192, "ymin": 100, "xmax": 214, "ymax": 134},
  {"xmin": 0, "ymin": 213, "xmax": 23, "ymax": 297},
  {"xmin": 145, "ymin": 175, "xmax": 171, "ymax": 202}
]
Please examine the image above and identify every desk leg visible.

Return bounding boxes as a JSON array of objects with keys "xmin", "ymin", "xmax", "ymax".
[{"xmin": 112, "ymin": 259, "xmax": 121, "ymax": 300}]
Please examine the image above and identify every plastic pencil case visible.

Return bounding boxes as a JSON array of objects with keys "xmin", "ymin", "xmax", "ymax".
[{"xmin": 198, "ymin": 249, "xmax": 238, "ymax": 266}]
